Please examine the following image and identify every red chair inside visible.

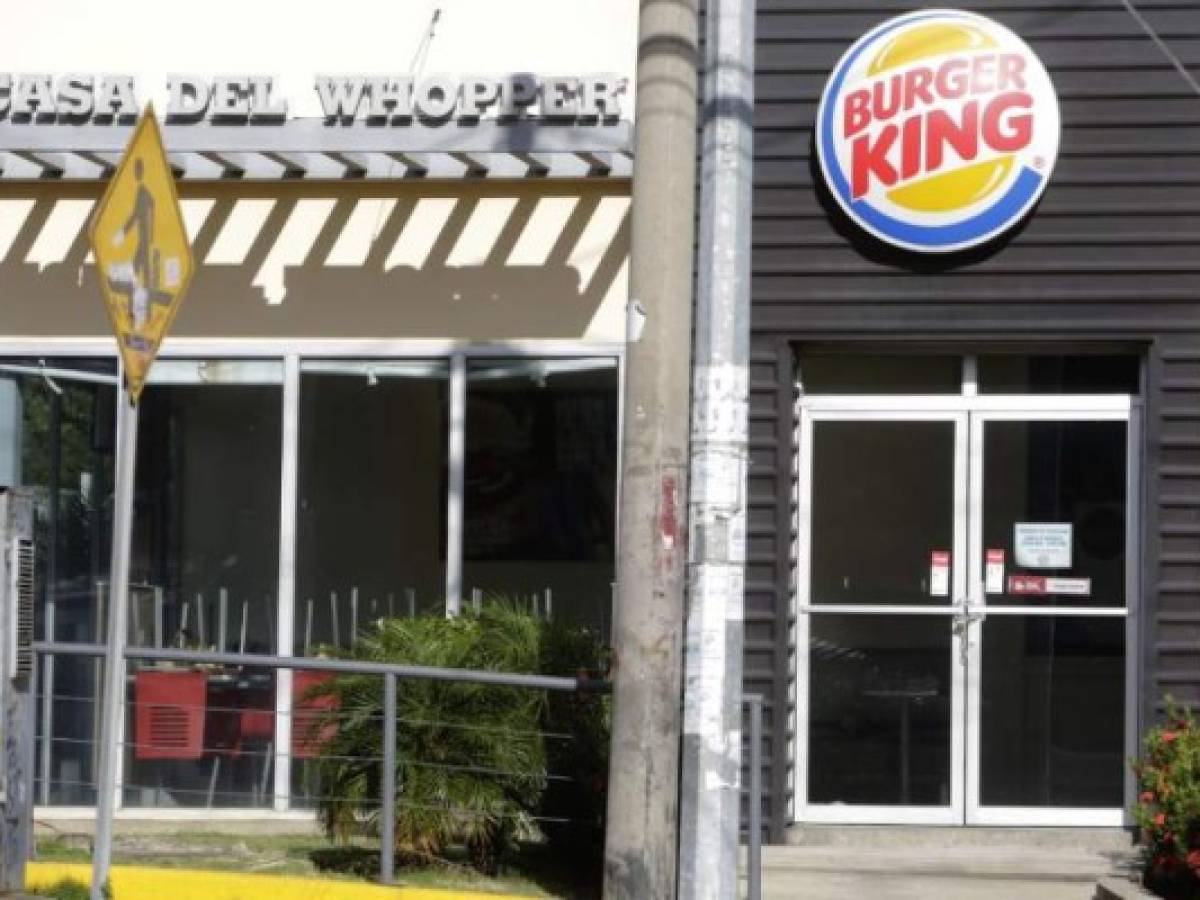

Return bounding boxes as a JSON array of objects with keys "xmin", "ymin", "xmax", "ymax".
[
  {"xmin": 205, "ymin": 681, "xmax": 274, "ymax": 758},
  {"xmin": 291, "ymin": 671, "xmax": 339, "ymax": 760},
  {"xmin": 134, "ymin": 670, "xmax": 206, "ymax": 761},
  {"xmin": 238, "ymin": 707, "xmax": 275, "ymax": 744}
]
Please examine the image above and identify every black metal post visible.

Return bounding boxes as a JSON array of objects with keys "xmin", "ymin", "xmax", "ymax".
[
  {"xmin": 380, "ymin": 672, "xmax": 396, "ymax": 884},
  {"xmin": 747, "ymin": 694, "xmax": 763, "ymax": 900}
]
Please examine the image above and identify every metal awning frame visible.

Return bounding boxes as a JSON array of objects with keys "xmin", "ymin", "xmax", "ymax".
[{"xmin": 0, "ymin": 118, "xmax": 633, "ymax": 181}]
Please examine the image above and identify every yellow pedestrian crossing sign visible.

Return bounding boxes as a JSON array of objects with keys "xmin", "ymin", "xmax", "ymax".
[{"xmin": 89, "ymin": 105, "xmax": 193, "ymax": 403}]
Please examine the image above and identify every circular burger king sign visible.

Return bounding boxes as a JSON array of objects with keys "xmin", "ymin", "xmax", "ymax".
[{"xmin": 817, "ymin": 9, "xmax": 1060, "ymax": 253}]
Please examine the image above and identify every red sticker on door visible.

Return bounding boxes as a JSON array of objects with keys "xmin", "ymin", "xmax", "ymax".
[
  {"xmin": 1006, "ymin": 574, "xmax": 1092, "ymax": 597},
  {"xmin": 1007, "ymin": 574, "xmax": 1047, "ymax": 595},
  {"xmin": 986, "ymin": 549, "xmax": 1005, "ymax": 594}
]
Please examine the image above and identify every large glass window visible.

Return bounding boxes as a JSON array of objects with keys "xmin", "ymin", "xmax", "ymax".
[
  {"xmin": 13, "ymin": 351, "xmax": 618, "ymax": 810},
  {"xmin": 130, "ymin": 362, "xmax": 283, "ymax": 653},
  {"xmin": 980, "ymin": 616, "xmax": 1125, "ymax": 807},
  {"xmin": 798, "ymin": 351, "xmax": 1140, "ymax": 396},
  {"xmin": 978, "ymin": 355, "xmax": 1139, "ymax": 395},
  {"xmin": 295, "ymin": 361, "xmax": 449, "ymax": 652},
  {"xmin": 463, "ymin": 358, "xmax": 618, "ymax": 630},
  {"xmin": 124, "ymin": 361, "xmax": 282, "ymax": 808},
  {"xmin": 809, "ymin": 614, "xmax": 952, "ymax": 806},
  {"xmin": 0, "ymin": 358, "xmax": 117, "ymax": 806},
  {"xmin": 982, "ymin": 420, "xmax": 1127, "ymax": 609},
  {"xmin": 810, "ymin": 420, "xmax": 956, "ymax": 607},
  {"xmin": 799, "ymin": 353, "xmax": 962, "ymax": 395}
]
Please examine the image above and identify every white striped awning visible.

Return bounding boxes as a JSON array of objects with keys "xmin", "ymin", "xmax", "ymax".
[{"xmin": 0, "ymin": 118, "xmax": 633, "ymax": 181}]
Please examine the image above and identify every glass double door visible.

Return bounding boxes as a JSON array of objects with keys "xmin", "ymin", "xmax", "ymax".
[{"xmin": 797, "ymin": 400, "xmax": 1133, "ymax": 826}]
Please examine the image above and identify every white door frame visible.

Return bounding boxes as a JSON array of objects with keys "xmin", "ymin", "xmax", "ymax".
[
  {"xmin": 795, "ymin": 406, "xmax": 969, "ymax": 826},
  {"xmin": 963, "ymin": 406, "xmax": 1137, "ymax": 828},
  {"xmin": 794, "ymin": 395, "xmax": 1138, "ymax": 827}
]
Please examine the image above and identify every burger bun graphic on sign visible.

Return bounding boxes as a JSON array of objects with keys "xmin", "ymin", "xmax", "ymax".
[{"xmin": 816, "ymin": 9, "xmax": 1060, "ymax": 253}]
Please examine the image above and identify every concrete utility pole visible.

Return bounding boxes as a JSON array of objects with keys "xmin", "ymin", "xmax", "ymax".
[
  {"xmin": 678, "ymin": 0, "xmax": 755, "ymax": 896},
  {"xmin": 603, "ymin": 0, "xmax": 700, "ymax": 898}
]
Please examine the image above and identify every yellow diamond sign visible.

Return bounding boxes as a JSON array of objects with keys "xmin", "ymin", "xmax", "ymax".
[{"xmin": 89, "ymin": 105, "xmax": 193, "ymax": 403}]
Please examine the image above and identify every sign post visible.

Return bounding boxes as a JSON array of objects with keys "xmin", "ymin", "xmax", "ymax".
[{"xmin": 87, "ymin": 105, "xmax": 193, "ymax": 900}]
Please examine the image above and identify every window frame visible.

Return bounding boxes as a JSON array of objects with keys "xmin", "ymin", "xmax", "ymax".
[{"xmin": 6, "ymin": 337, "xmax": 624, "ymax": 817}]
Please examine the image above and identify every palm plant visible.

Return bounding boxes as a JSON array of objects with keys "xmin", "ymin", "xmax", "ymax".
[{"xmin": 310, "ymin": 601, "xmax": 548, "ymax": 873}]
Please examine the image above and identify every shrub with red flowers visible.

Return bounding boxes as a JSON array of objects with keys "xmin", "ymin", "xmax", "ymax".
[{"xmin": 1134, "ymin": 699, "xmax": 1200, "ymax": 899}]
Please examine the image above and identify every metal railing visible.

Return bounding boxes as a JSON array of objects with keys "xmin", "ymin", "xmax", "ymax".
[
  {"xmin": 28, "ymin": 641, "xmax": 764, "ymax": 897},
  {"xmin": 743, "ymin": 693, "xmax": 763, "ymax": 900},
  {"xmin": 32, "ymin": 640, "xmax": 607, "ymax": 886}
]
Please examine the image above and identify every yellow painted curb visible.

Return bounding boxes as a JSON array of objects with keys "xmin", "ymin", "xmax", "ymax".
[{"xmin": 27, "ymin": 862, "xmax": 536, "ymax": 900}]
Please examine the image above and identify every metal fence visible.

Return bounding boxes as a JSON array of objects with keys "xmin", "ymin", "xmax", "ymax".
[
  {"xmin": 31, "ymin": 640, "xmax": 606, "ymax": 887},
  {"xmin": 27, "ymin": 641, "xmax": 765, "ymax": 898},
  {"xmin": 743, "ymin": 694, "xmax": 763, "ymax": 900}
]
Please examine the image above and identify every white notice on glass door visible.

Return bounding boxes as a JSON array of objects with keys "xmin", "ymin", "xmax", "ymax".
[
  {"xmin": 1014, "ymin": 522, "xmax": 1072, "ymax": 569},
  {"xmin": 930, "ymin": 550, "xmax": 950, "ymax": 597},
  {"xmin": 985, "ymin": 548, "xmax": 1005, "ymax": 594}
]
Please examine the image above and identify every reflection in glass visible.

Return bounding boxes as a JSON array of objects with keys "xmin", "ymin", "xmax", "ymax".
[
  {"xmin": 810, "ymin": 421, "xmax": 955, "ymax": 605},
  {"xmin": 978, "ymin": 355, "xmax": 1139, "ymax": 395},
  {"xmin": 124, "ymin": 373, "xmax": 282, "ymax": 808},
  {"xmin": 295, "ymin": 361, "xmax": 449, "ymax": 651},
  {"xmin": 809, "ymin": 615, "xmax": 951, "ymax": 806},
  {"xmin": 0, "ymin": 358, "xmax": 118, "ymax": 805},
  {"xmin": 980, "ymin": 616, "xmax": 1124, "ymax": 807},
  {"xmin": 462, "ymin": 359, "xmax": 618, "ymax": 632},
  {"xmin": 291, "ymin": 360, "xmax": 450, "ymax": 804},
  {"xmin": 799, "ymin": 354, "xmax": 962, "ymax": 394},
  {"xmin": 983, "ymin": 421, "xmax": 1126, "ymax": 608}
]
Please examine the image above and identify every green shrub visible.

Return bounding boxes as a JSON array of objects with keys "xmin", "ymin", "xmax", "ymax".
[
  {"xmin": 312, "ymin": 601, "xmax": 549, "ymax": 874},
  {"xmin": 1133, "ymin": 699, "xmax": 1200, "ymax": 899},
  {"xmin": 310, "ymin": 601, "xmax": 612, "ymax": 878},
  {"xmin": 308, "ymin": 844, "xmax": 379, "ymax": 878},
  {"xmin": 29, "ymin": 878, "xmax": 107, "ymax": 900}
]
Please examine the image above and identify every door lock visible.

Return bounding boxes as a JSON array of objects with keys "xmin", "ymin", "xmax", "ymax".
[{"xmin": 952, "ymin": 607, "xmax": 986, "ymax": 666}]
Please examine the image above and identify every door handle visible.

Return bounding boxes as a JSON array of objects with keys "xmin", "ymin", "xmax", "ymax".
[{"xmin": 952, "ymin": 608, "xmax": 986, "ymax": 666}]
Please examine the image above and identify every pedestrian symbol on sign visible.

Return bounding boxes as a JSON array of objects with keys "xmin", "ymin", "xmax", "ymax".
[
  {"xmin": 89, "ymin": 106, "xmax": 194, "ymax": 401},
  {"xmin": 108, "ymin": 157, "xmax": 170, "ymax": 333}
]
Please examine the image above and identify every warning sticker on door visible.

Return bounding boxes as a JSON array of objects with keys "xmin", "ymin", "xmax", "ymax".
[
  {"xmin": 1006, "ymin": 575, "xmax": 1092, "ymax": 596},
  {"xmin": 1014, "ymin": 522, "xmax": 1072, "ymax": 569},
  {"xmin": 985, "ymin": 549, "xmax": 1005, "ymax": 594},
  {"xmin": 930, "ymin": 550, "xmax": 950, "ymax": 597}
]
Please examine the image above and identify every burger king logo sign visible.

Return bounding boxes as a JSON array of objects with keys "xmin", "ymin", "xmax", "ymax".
[{"xmin": 817, "ymin": 10, "xmax": 1060, "ymax": 253}]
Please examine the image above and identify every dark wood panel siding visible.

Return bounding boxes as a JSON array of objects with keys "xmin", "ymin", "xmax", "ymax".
[
  {"xmin": 744, "ymin": 0, "xmax": 1200, "ymax": 838},
  {"xmin": 742, "ymin": 336, "xmax": 793, "ymax": 839},
  {"xmin": 1155, "ymin": 343, "xmax": 1200, "ymax": 711}
]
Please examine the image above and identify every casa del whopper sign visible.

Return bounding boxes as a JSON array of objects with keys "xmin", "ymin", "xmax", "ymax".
[{"xmin": 0, "ymin": 73, "xmax": 625, "ymax": 124}]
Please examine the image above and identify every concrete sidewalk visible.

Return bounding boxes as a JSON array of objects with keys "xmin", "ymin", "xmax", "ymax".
[
  {"xmin": 749, "ymin": 827, "xmax": 1138, "ymax": 900},
  {"xmin": 757, "ymin": 850, "xmax": 1107, "ymax": 899},
  {"xmin": 757, "ymin": 872, "xmax": 1093, "ymax": 899}
]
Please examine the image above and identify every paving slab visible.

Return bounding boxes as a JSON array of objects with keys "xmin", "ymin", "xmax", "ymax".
[
  {"xmin": 763, "ymin": 845, "xmax": 1135, "ymax": 880},
  {"xmin": 755, "ymin": 872, "xmax": 1096, "ymax": 900},
  {"xmin": 751, "ymin": 829, "xmax": 1141, "ymax": 900},
  {"xmin": 786, "ymin": 825, "xmax": 1135, "ymax": 854}
]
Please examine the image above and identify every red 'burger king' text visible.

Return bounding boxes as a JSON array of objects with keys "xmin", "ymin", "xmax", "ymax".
[{"xmin": 841, "ymin": 51, "xmax": 1035, "ymax": 199}]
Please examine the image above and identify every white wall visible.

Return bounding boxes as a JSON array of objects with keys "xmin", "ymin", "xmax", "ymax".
[
  {"xmin": 3, "ymin": 0, "xmax": 638, "ymax": 118},
  {"xmin": 0, "ymin": 2, "xmax": 635, "ymax": 344}
]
